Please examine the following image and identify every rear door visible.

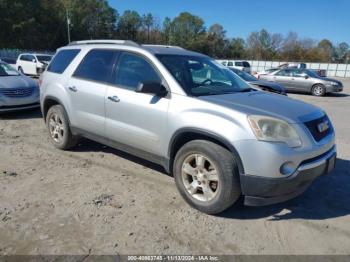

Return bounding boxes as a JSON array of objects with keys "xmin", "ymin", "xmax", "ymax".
[
  {"xmin": 67, "ymin": 49, "xmax": 118, "ymax": 136},
  {"xmin": 105, "ymin": 51, "xmax": 169, "ymax": 156}
]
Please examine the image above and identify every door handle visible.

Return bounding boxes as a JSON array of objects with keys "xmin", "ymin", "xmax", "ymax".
[
  {"xmin": 68, "ymin": 86, "xmax": 77, "ymax": 92},
  {"xmin": 108, "ymin": 96, "xmax": 120, "ymax": 102}
]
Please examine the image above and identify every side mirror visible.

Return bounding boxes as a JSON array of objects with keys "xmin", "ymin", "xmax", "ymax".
[
  {"xmin": 304, "ymin": 75, "xmax": 309, "ymax": 79},
  {"xmin": 136, "ymin": 81, "xmax": 168, "ymax": 97},
  {"xmin": 32, "ymin": 59, "xmax": 36, "ymax": 63}
]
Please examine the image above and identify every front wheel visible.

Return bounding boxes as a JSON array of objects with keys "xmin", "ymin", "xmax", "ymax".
[
  {"xmin": 46, "ymin": 105, "xmax": 78, "ymax": 150},
  {"xmin": 173, "ymin": 140, "xmax": 241, "ymax": 214},
  {"xmin": 312, "ymin": 84, "xmax": 326, "ymax": 96},
  {"xmin": 18, "ymin": 67, "xmax": 24, "ymax": 74}
]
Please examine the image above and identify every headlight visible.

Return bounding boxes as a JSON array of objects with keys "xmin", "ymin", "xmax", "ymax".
[
  {"xmin": 326, "ymin": 81, "xmax": 338, "ymax": 86},
  {"xmin": 248, "ymin": 115, "xmax": 302, "ymax": 147}
]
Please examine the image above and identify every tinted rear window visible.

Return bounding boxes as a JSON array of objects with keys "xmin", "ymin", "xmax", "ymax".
[
  {"xmin": 235, "ymin": 61, "xmax": 250, "ymax": 67},
  {"xmin": 47, "ymin": 49, "xmax": 80, "ymax": 74},
  {"xmin": 73, "ymin": 49, "xmax": 117, "ymax": 83}
]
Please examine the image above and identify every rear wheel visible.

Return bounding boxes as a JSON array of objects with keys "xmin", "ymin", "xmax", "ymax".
[
  {"xmin": 312, "ymin": 84, "xmax": 326, "ymax": 96},
  {"xmin": 46, "ymin": 105, "xmax": 78, "ymax": 150},
  {"xmin": 173, "ymin": 140, "xmax": 241, "ymax": 214}
]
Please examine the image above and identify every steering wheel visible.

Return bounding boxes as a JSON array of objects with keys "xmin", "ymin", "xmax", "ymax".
[{"xmin": 200, "ymin": 79, "xmax": 213, "ymax": 86}]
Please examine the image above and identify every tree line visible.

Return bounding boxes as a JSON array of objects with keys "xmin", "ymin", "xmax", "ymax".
[{"xmin": 1, "ymin": 0, "xmax": 349, "ymax": 63}]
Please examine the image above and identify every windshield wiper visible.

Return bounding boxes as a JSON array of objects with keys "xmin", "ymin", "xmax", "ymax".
[{"xmin": 239, "ymin": 88, "xmax": 254, "ymax": 92}]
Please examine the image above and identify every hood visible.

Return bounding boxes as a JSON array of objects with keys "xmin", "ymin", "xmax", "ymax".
[
  {"xmin": 319, "ymin": 77, "xmax": 343, "ymax": 85},
  {"xmin": 199, "ymin": 91, "xmax": 322, "ymax": 124},
  {"xmin": 0, "ymin": 75, "xmax": 37, "ymax": 89},
  {"xmin": 249, "ymin": 80, "xmax": 285, "ymax": 92}
]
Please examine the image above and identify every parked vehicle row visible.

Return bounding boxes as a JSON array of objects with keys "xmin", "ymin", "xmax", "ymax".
[{"xmin": 38, "ymin": 40, "xmax": 337, "ymax": 214}]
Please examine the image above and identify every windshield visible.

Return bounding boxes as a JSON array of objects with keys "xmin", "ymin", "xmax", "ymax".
[
  {"xmin": 36, "ymin": 55, "xmax": 52, "ymax": 62},
  {"xmin": 157, "ymin": 55, "xmax": 252, "ymax": 96},
  {"xmin": 231, "ymin": 69, "xmax": 257, "ymax": 81},
  {"xmin": 0, "ymin": 63, "xmax": 20, "ymax": 76},
  {"xmin": 305, "ymin": 69, "xmax": 320, "ymax": 78}
]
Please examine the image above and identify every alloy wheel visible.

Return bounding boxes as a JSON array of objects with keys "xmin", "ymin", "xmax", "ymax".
[
  {"xmin": 181, "ymin": 154, "xmax": 219, "ymax": 202},
  {"xmin": 48, "ymin": 113, "xmax": 65, "ymax": 143}
]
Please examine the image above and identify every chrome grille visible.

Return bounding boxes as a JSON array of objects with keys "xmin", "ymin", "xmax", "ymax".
[{"xmin": 1, "ymin": 87, "xmax": 33, "ymax": 98}]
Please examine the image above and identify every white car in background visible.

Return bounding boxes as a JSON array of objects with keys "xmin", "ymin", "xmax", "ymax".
[
  {"xmin": 16, "ymin": 53, "xmax": 53, "ymax": 77},
  {"xmin": 220, "ymin": 60, "xmax": 251, "ymax": 73}
]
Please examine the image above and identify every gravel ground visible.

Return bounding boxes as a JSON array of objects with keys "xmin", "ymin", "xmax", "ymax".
[{"xmin": 0, "ymin": 78, "xmax": 349, "ymax": 255}]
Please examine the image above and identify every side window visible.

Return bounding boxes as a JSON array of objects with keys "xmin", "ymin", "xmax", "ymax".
[
  {"xmin": 235, "ymin": 62, "xmax": 243, "ymax": 67},
  {"xmin": 48, "ymin": 49, "xmax": 80, "ymax": 74},
  {"xmin": 292, "ymin": 69, "xmax": 304, "ymax": 77},
  {"xmin": 276, "ymin": 69, "xmax": 291, "ymax": 76},
  {"xmin": 28, "ymin": 55, "xmax": 36, "ymax": 62},
  {"xmin": 227, "ymin": 62, "xmax": 233, "ymax": 67},
  {"xmin": 19, "ymin": 55, "xmax": 26, "ymax": 61},
  {"xmin": 74, "ymin": 49, "xmax": 117, "ymax": 83},
  {"xmin": 114, "ymin": 52, "xmax": 161, "ymax": 90}
]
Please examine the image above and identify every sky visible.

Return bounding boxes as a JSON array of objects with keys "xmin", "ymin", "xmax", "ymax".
[{"xmin": 109, "ymin": 0, "xmax": 350, "ymax": 44}]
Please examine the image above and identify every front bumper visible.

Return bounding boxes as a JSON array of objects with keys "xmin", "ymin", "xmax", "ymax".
[
  {"xmin": 326, "ymin": 85, "xmax": 343, "ymax": 93},
  {"xmin": 241, "ymin": 146, "xmax": 336, "ymax": 206},
  {"xmin": 0, "ymin": 102, "xmax": 40, "ymax": 113}
]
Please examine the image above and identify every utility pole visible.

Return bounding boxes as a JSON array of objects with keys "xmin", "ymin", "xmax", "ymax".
[{"xmin": 66, "ymin": 8, "xmax": 71, "ymax": 44}]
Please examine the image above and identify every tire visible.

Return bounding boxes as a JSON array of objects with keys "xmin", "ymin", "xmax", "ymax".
[
  {"xmin": 173, "ymin": 140, "xmax": 241, "ymax": 214},
  {"xmin": 18, "ymin": 67, "xmax": 24, "ymax": 74},
  {"xmin": 46, "ymin": 105, "xmax": 78, "ymax": 150},
  {"xmin": 311, "ymin": 84, "xmax": 326, "ymax": 96}
]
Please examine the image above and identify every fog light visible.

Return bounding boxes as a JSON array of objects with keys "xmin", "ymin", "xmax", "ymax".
[{"xmin": 280, "ymin": 162, "xmax": 296, "ymax": 176}]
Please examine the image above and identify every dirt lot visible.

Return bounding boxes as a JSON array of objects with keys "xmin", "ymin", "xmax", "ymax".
[{"xmin": 0, "ymin": 78, "xmax": 350, "ymax": 255}]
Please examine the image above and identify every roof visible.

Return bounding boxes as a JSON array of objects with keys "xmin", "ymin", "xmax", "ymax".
[
  {"xmin": 64, "ymin": 40, "xmax": 207, "ymax": 57},
  {"xmin": 19, "ymin": 53, "xmax": 53, "ymax": 56},
  {"xmin": 142, "ymin": 45, "xmax": 207, "ymax": 57}
]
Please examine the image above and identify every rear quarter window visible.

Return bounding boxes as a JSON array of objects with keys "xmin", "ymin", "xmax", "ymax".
[{"xmin": 47, "ymin": 49, "xmax": 80, "ymax": 74}]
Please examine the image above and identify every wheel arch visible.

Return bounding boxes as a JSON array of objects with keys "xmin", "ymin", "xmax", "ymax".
[
  {"xmin": 311, "ymin": 82, "xmax": 325, "ymax": 92},
  {"xmin": 167, "ymin": 128, "xmax": 245, "ymax": 175},
  {"xmin": 42, "ymin": 96, "xmax": 69, "ymax": 123}
]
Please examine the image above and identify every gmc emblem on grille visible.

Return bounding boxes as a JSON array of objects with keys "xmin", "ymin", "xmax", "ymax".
[{"xmin": 317, "ymin": 120, "xmax": 329, "ymax": 133}]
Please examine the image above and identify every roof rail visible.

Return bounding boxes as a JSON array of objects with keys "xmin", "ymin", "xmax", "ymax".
[
  {"xmin": 68, "ymin": 40, "xmax": 140, "ymax": 47},
  {"xmin": 142, "ymin": 44, "xmax": 184, "ymax": 50}
]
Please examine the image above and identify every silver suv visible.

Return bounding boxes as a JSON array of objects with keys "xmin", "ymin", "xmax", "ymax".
[{"xmin": 40, "ymin": 40, "xmax": 336, "ymax": 214}]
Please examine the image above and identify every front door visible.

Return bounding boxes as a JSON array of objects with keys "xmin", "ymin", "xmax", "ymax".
[
  {"xmin": 272, "ymin": 69, "xmax": 294, "ymax": 90},
  {"xmin": 290, "ymin": 69, "xmax": 313, "ymax": 91},
  {"xmin": 20, "ymin": 55, "xmax": 37, "ymax": 75},
  {"xmin": 105, "ymin": 51, "xmax": 169, "ymax": 156}
]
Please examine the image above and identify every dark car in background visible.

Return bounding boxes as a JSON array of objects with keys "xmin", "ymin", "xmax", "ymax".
[
  {"xmin": 0, "ymin": 57, "xmax": 17, "ymax": 64},
  {"xmin": 229, "ymin": 67, "xmax": 286, "ymax": 95}
]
